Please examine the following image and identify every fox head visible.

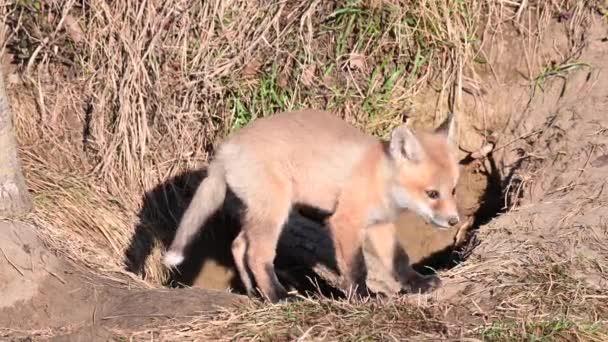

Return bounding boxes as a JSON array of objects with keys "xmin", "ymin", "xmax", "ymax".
[{"xmin": 387, "ymin": 113, "xmax": 460, "ymax": 229}]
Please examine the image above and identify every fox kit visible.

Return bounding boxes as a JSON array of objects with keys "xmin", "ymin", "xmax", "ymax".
[{"xmin": 163, "ymin": 109, "xmax": 460, "ymax": 302}]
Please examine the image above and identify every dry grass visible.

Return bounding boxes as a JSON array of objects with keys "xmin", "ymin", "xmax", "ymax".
[
  {"xmin": 448, "ymin": 217, "xmax": 608, "ymax": 341},
  {"xmin": 117, "ymin": 296, "xmax": 449, "ymax": 341},
  {"xmin": 1, "ymin": 0, "xmax": 607, "ymax": 340},
  {"xmin": 110, "ymin": 271, "xmax": 608, "ymax": 341},
  {"xmin": 2, "ymin": 0, "xmax": 502, "ymax": 285}
]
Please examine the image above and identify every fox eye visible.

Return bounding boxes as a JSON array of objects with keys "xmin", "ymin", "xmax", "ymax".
[
  {"xmin": 426, "ymin": 190, "xmax": 439, "ymax": 199},
  {"xmin": 452, "ymin": 187, "xmax": 456, "ymax": 196}
]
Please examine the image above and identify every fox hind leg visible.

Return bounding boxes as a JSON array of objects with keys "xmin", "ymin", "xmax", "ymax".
[
  {"xmin": 243, "ymin": 207, "xmax": 291, "ymax": 302},
  {"xmin": 236, "ymin": 179, "xmax": 292, "ymax": 303},
  {"xmin": 231, "ymin": 231, "xmax": 255, "ymax": 296}
]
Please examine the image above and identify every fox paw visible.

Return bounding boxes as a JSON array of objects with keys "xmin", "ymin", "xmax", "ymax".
[
  {"xmin": 341, "ymin": 280, "xmax": 371, "ymax": 299},
  {"xmin": 262, "ymin": 287, "xmax": 291, "ymax": 304},
  {"xmin": 401, "ymin": 274, "xmax": 442, "ymax": 294}
]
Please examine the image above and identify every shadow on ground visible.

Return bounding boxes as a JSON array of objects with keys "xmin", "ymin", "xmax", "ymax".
[
  {"xmin": 124, "ymin": 167, "xmax": 345, "ymax": 297},
  {"xmin": 124, "ymin": 157, "xmax": 502, "ymax": 296}
]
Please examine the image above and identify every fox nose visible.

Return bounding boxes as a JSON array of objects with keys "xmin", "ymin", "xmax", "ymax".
[{"xmin": 448, "ymin": 216, "xmax": 460, "ymax": 226}]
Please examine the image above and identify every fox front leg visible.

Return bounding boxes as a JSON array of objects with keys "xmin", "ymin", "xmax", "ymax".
[
  {"xmin": 328, "ymin": 213, "xmax": 370, "ymax": 298},
  {"xmin": 365, "ymin": 223, "xmax": 441, "ymax": 294}
]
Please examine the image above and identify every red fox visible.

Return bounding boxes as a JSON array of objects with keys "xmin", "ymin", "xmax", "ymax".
[{"xmin": 163, "ymin": 109, "xmax": 460, "ymax": 302}]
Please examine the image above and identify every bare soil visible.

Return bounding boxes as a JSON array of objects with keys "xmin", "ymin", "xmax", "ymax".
[
  {"xmin": 429, "ymin": 17, "xmax": 608, "ymax": 336},
  {"xmin": 0, "ymin": 222, "xmax": 246, "ymax": 340}
]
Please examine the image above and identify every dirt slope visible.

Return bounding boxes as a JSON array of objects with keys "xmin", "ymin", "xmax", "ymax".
[
  {"xmin": 429, "ymin": 18, "xmax": 608, "ymax": 338},
  {"xmin": 0, "ymin": 221, "xmax": 245, "ymax": 340}
]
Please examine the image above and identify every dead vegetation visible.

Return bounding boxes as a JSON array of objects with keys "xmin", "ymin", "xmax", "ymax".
[
  {"xmin": 3, "ymin": 0, "xmax": 506, "ymax": 287},
  {"xmin": 1, "ymin": 0, "xmax": 608, "ymax": 340}
]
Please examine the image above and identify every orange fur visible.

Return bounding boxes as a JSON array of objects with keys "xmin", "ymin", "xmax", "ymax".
[{"xmin": 163, "ymin": 109, "xmax": 460, "ymax": 302}]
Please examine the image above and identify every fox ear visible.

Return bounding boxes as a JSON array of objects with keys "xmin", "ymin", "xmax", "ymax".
[
  {"xmin": 436, "ymin": 112, "xmax": 458, "ymax": 147},
  {"xmin": 390, "ymin": 124, "xmax": 424, "ymax": 163}
]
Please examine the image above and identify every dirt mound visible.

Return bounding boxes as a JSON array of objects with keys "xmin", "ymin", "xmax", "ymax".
[
  {"xmin": 423, "ymin": 16, "xmax": 608, "ymax": 339},
  {"xmin": 0, "ymin": 221, "xmax": 245, "ymax": 340},
  {"xmin": 0, "ymin": 221, "xmax": 103, "ymax": 331}
]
